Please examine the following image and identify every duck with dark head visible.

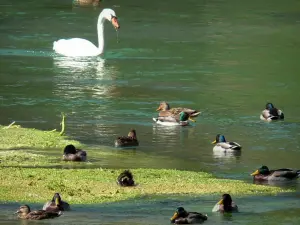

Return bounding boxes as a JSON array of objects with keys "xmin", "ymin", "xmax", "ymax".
[
  {"xmin": 115, "ymin": 129, "xmax": 139, "ymax": 147},
  {"xmin": 62, "ymin": 144, "xmax": 87, "ymax": 162},
  {"xmin": 43, "ymin": 193, "xmax": 70, "ymax": 212},
  {"xmin": 117, "ymin": 170, "xmax": 135, "ymax": 187},
  {"xmin": 212, "ymin": 194, "xmax": 238, "ymax": 213},
  {"xmin": 170, "ymin": 207, "xmax": 208, "ymax": 224},
  {"xmin": 251, "ymin": 165, "xmax": 300, "ymax": 181},
  {"xmin": 260, "ymin": 103, "xmax": 284, "ymax": 121}
]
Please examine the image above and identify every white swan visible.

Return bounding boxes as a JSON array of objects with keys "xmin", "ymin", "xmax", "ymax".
[{"xmin": 53, "ymin": 8, "xmax": 120, "ymax": 57}]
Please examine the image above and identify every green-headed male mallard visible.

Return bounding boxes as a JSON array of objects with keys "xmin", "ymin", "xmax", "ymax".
[
  {"xmin": 156, "ymin": 101, "xmax": 200, "ymax": 118},
  {"xmin": 115, "ymin": 129, "xmax": 139, "ymax": 147},
  {"xmin": 153, "ymin": 111, "xmax": 196, "ymax": 126},
  {"xmin": 117, "ymin": 170, "xmax": 135, "ymax": 187},
  {"xmin": 212, "ymin": 194, "xmax": 238, "ymax": 213},
  {"xmin": 260, "ymin": 103, "xmax": 284, "ymax": 121},
  {"xmin": 62, "ymin": 144, "xmax": 87, "ymax": 162},
  {"xmin": 15, "ymin": 205, "xmax": 62, "ymax": 220},
  {"xmin": 211, "ymin": 134, "xmax": 242, "ymax": 152},
  {"xmin": 170, "ymin": 207, "xmax": 208, "ymax": 224},
  {"xmin": 43, "ymin": 193, "xmax": 70, "ymax": 212},
  {"xmin": 251, "ymin": 165, "xmax": 300, "ymax": 181}
]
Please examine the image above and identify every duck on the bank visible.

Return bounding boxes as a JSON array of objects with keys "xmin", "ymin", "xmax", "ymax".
[
  {"xmin": 251, "ymin": 165, "xmax": 300, "ymax": 181},
  {"xmin": 153, "ymin": 111, "xmax": 195, "ymax": 126},
  {"xmin": 260, "ymin": 103, "xmax": 284, "ymax": 121},
  {"xmin": 73, "ymin": 0, "xmax": 101, "ymax": 7},
  {"xmin": 43, "ymin": 193, "xmax": 70, "ymax": 212},
  {"xmin": 170, "ymin": 207, "xmax": 208, "ymax": 224},
  {"xmin": 211, "ymin": 134, "xmax": 242, "ymax": 152},
  {"xmin": 115, "ymin": 129, "xmax": 139, "ymax": 147},
  {"xmin": 156, "ymin": 101, "xmax": 200, "ymax": 118},
  {"xmin": 15, "ymin": 205, "xmax": 62, "ymax": 220},
  {"xmin": 212, "ymin": 194, "xmax": 238, "ymax": 213},
  {"xmin": 62, "ymin": 144, "xmax": 87, "ymax": 162},
  {"xmin": 117, "ymin": 170, "xmax": 135, "ymax": 187}
]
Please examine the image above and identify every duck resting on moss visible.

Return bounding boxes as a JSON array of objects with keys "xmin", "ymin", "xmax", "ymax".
[
  {"xmin": 43, "ymin": 193, "xmax": 70, "ymax": 212},
  {"xmin": 260, "ymin": 103, "xmax": 284, "ymax": 121},
  {"xmin": 251, "ymin": 165, "xmax": 300, "ymax": 181},
  {"xmin": 15, "ymin": 205, "xmax": 62, "ymax": 220},
  {"xmin": 62, "ymin": 144, "xmax": 87, "ymax": 162},
  {"xmin": 115, "ymin": 129, "xmax": 139, "ymax": 147},
  {"xmin": 156, "ymin": 101, "xmax": 200, "ymax": 118},
  {"xmin": 170, "ymin": 207, "xmax": 208, "ymax": 224},
  {"xmin": 212, "ymin": 194, "xmax": 238, "ymax": 213},
  {"xmin": 117, "ymin": 170, "xmax": 135, "ymax": 186},
  {"xmin": 153, "ymin": 111, "xmax": 196, "ymax": 126},
  {"xmin": 211, "ymin": 134, "xmax": 242, "ymax": 152}
]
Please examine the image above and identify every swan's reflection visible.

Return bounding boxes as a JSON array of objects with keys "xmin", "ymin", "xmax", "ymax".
[{"xmin": 52, "ymin": 56, "xmax": 118, "ymax": 101}]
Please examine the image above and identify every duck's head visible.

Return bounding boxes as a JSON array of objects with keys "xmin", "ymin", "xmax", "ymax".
[
  {"xmin": 156, "ymin": 101, "xmax": 170, "ymax": 111},
  {"xmin": 170, "ymin": 207, "xmax": 188, "ymax": 222},
  {"xmin": 251, "ymin": 165, "xmax": 270, "ymax": 176},
  {"xmin": 128, "ymin": 129, "xmax": 137, "ymax": 139},
  {"xmin": 217, "ymin": 194, "xmax": 233, "ymax": 211},
  {"xmin": 101, "ymin": 8, "xmax": 120, "ymax": 30},
  {"xmin": 64, "ymin": 144, "xmax": 77, "ymax": 155},
  {"xmin": 212, "ymin": 134, "xmax": 226, "ymax": 144},
  {"xmin": 266, "ymin": 103, "xmax": 275, "ymax": 110},
  {"xmin": 52, "ymin": 193, "xmax": 62, "ymax": 206},
  {"xmin": 179, "ymin": 111, "xmax": 196, "ymax": 122},
  {"xmin": 15, "ymin": 205, "xmax": 30, "ymax": 215}
]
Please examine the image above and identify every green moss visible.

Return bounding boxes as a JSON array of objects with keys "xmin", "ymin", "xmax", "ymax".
[{"xmin": 0, "ymin": 166, "xmax": 291, "ymax": 204}]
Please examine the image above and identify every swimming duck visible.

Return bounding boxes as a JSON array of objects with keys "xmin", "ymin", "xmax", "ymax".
[
  {"xmin": 251, "ymin": 165, "xmax": 300, "ymax": 181},
  {"xmin": 212, "ymin": 194, "xmax": 238, "ymax": 213},
  {"xmin": 211, "ymin": 134, "xmax": 242, "ymax": 152},
  {"xmin": 62, "ymin": 144, "xmax": 87, "ymax": 161},
  {"xmin": 153, "ymin": 111, "xmax": 195, "ymax": 126},
  {"xmin": 15, "ymin": 205, "xmax": 62, "ymax": 220},
  {"xmin": 43, "ymin": 193, "xmax": 70, "ymax": 212},
  {"xmin": 117, "ymin": 170, "xmax": 135, "ymax": 186},
  {"xmin": 156, "ymin": 101, "xmax": 200, "ymax": 118},
  {"xmin": 115, "ymin": 129, "xmax": 139, "ymax": 147},
  {"xmin": 170, "ymin": 207, "xmax": 208, "ymax": 224},
  {"xmin": 260, "ymin": 103, "xmax": 284, "ymax": 121},
  {"xmin": 73, "ymin": 0, "xmax": 101, "ymax": 7}
]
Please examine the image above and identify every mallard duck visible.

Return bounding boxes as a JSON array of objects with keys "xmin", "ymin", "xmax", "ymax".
[
  {"xmin": 251, "ymin": 165, "xmax": 300, "ymax": 181},
  {"xmin": 115, "ymin": 129, "xmax": 139, "ymax": 147},
  {"xmin": 260, "ymin": 103, "xmax": 284, "ymax": 121},
  {"xmin": 212, "ymin": 194, "xmax": 238, "ymax": 213},
  {"xmin": 117, "ymin": 170, "xmax": 135, "ymax": 186},
  {"xmin": 15, "ymin": 205, "xmax": 62, "ymax": 220},
  {"xmin": 43, "ymin": 193, "xmax": 70, "ymax": 212},
  {"xmin": 62, "ymin": 144, "xmax": 87, "ymax": 162},
  {"xmin": 153, "ymin": 111, "xmax": 196, "ymax": 126},
  {"xmin": 170, "ymin": 207, "xmax": 208, "ymax": 224},
  {"xmin": 73, "ymin": 0, "xmax": 101, "ymax": 7},
  {"xmin": 156, "ymin": 101, "xmax": 200, "ymax": 118},
  {"xmin": 211, "ymin": 134, "xmax": 242, "ymax": 152}
]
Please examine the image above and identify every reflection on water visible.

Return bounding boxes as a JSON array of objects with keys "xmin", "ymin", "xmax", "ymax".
[{"xmin": 212, "ymin": 150, "xmax": 241, "ymax": 161}]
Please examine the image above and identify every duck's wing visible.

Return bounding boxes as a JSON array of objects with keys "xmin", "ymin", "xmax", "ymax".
[
  {"xmin": 61, "ymin": 201, "xmax": 71, "ymax": 211},
  {"xmin": 27, "ymin": 210, "xmax": 61, "ymax": 220},
  {"xmin": 169, "ymin": 108, "xmax": 200, "ymax": 117},
  {"xmin": 228, "ymin": 142, "xmax": 242, "ymax": 150},
  {"xmin": 187, "ymin": 212, "xmax": 208, "ymax": 221},
  {"xmin": 42, "ymin": 201, "xmax": 55, "ymax": 211},
  {"xmin": 272, "ymin": 169, "xmax": 299, "ymax": 179}
]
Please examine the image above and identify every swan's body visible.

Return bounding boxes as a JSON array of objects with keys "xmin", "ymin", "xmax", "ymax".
[{"xmin": 53, "ymin": 8, "xmax": 119, "ymax": 57}]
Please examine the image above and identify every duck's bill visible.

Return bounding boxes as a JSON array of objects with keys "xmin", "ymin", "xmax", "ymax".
[
  {"xmin": 211, "ymin": 140, "xmax": 217, "ymax": 144},
  {"xmin": 156, "ymin": 106, "xmax": 162, "ymax": 111},
  {"xmin": 111, "ymin": 17, "xmax": 120, "ymax": 30},
  {"xmin": 217, "ymin": 199, "xmax": 223, "ymax": 205},
  {"xmin": 251, "ymin": 170, "xmax": 259, "ymax": 176},
  {"xmin": 170, "ymin": 212, "xmax": 178, "ymax": 221},
  {"xmin": 188, "ymin": 117, "xmax": 196, "ymax": 122},
  {"xmin": 14, "ymin": 210, "xmax": 20, "ymax": 214}
]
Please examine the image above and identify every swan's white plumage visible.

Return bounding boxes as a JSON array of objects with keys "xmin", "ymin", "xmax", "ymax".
[{"xmin": 53, "ymin": 8, "xmax": 117, "ymax": 57}]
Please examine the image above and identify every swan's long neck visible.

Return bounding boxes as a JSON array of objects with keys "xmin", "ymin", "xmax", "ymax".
[{"xmin": 97, "ymin": 15, "xmax": 105, "ymax": 54}]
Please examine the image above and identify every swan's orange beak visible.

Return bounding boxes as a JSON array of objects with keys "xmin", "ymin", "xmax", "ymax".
[{"xmin": 112, "ymin": 17, "xmax": 120, "ymax": 30}]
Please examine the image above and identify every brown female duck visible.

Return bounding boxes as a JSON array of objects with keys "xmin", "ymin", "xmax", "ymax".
[
  {"xmin": 15, "ymin": 205, "xmax": 62, "ymax": 220},
  {"xmin": 43, "ymin": 193, "xmax": 70, "ymax": 212},
  {"xmin": 115, "ymin": 129, "xmax": 139, "ymax": 147},
  {"xmin": 212, "ymin": 194, "xmax": 238, "ymax": 213},
  {"xmin": 62, "ymin": 144, "xmax": 87, "ymax": 162},
  {"xmin": 156, "ymin": 101, "xmax": 200, "ymax": 118},
  {"xmin": 170, "ymin": 207, "xmax": 208, "ymax": 224}
]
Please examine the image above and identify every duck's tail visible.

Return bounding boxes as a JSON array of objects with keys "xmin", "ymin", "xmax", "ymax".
[{"xmin": 117, "ymin": 170, "xmax": 134, "ymax": 186}]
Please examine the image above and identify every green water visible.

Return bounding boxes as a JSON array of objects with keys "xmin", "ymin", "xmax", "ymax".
[{"xmin": 1, "ymin": 0, "xmax": 300, "ymax": 224}]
